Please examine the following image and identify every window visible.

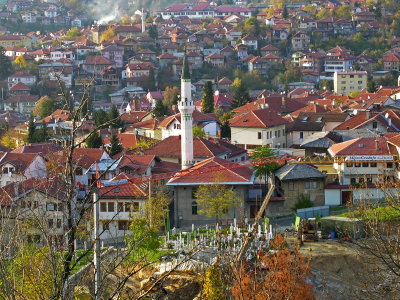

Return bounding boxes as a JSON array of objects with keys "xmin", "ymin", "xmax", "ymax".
[
  {"xmin": 108, "ymin": 202, "xmax": 114, "ymax": 212},
  {"xmin": 354, "ymin": 162, "xmax": 361, "ymax": 167},
  {"xmin": 33, "ymin": 201, "xmax": 38, "ymax": 209},
  {"xmin": 117, "ymin": 202, "xmax": 124, "ymax": 212},
  {"xmin": 118, "ymin": 220, "xmax": 129, "ymax": 230},
  {"xmin": 75, "ymin": 167, "xmax": 83, "ymax": 176},
  {"xmin": 192, "ymin": 188, "xmax": 198, "ymax": 199},
  {"xmin": 132, "ymin": 202, "xmax": 139, "ymax": 212},
  {"xmin": 362, "ymin": 162, "xmax": 369, "ymax": 167},
  {"xmin": 346, "ymin": 162, "xmax": 353, "ymax": 167},
  {"xmin": 48, "ymin": 219, "xmax": 54, "ymax": 228},
  {"xmin": 100, "ymin": 202, "xmax": 107, "ymax": 212},
  {"xmin": 57, "ymin": 219, "xmax": 62, "ymax": 229},
  {"xmin": 305, "ymin": 181, "xmax": 318, "ymax": 189},
  {"xmin": 372, "ymin": 121, "xmax": 377, "ymax": 129},
  {"xmin": 47, "ymin": 203, "xmax": 55, "ymax": 211},
  {"xmin": 386, "ymin": 162, "xmax": 393, "ymax": 168},
  {"xmin": 192, "ymin": 201, "xmax": 198, "ymax": 215},
  {"xmin": 358, "ymin": 81, "xmax": 363, "ymax": 84},
  {"xmin": 300, "ymin": 132, "xmax": 304, "ymax": 139},
  {"xmin": 370, "ymin": 162, "xmax": 377, "ymax": 167},
  {"xmin": 258, "ymin": 132, "xmax": 262, "ymax": 139},
  {"xmin": 288, "ymin": 182, "xmax": 294, "ymax": 191},
  {"xmin": 103, "ymin": 221, "xmax": 110, "ymax": 231}
]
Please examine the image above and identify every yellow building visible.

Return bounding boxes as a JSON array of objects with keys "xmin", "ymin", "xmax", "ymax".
[
  {"xmin": 0, "ymin": 35, "xmax": 32, "ymax": 48},
  {"xmin": 334, "ymin": 70, "xmax": 367, "ymax": 96}
]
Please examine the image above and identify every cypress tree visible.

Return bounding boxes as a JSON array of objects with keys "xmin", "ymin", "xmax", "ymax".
[
  {"xmin": 0, "ymin": 47, "xmax": 13, "ymax": 80},
  {"xmin": 109, "ymin": 134, "xmax": 123, "ymax": 156},
  {"xmin": 201, "ymin": 81, "xmax": 214, "ymax": 113},
  {"xmin": 108, "ymin": 105, "xmax": 124, "ymax": 128},
  {"xmin": 86, "ymin": 131, "xmax": 103, "ymax": 148},
  {"xmin": 282, "ymin": 5, "xmax": 288, "ymax": 19},
  {"xmin": 27, "ymin": 115, "xmax": 36, "ymax": 143},
  {"xmin": 152, "ymin": 99, "xmax": 168, "ymax": 117},
  {"xmin": 231, "ymin": 78, "xmax": 250, "ymax": 109}
]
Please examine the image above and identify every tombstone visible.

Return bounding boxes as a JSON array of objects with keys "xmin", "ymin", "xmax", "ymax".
[{"xmin": 192, "ymin": 224, "xmax": 194, "ymax": 232}]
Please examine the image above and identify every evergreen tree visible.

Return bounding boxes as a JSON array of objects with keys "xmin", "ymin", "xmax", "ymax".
[
  {"xmin": 231, "ymin": 78, "xmax": 250, "ymax": 109},
  {"xmin": 367, "ymin": 80, "xmax": 377, "ymax": 93},
  {"xmin": 172, "ymin": 93, "xmax": 179, "ymax": 106},
  {"xmin": 108, "ymin": 105, "xmax": 124, "ymax": 128},
  {"xmin": 152, "ymin": 99, "xmax": 168, "ymax": 117},
  {"xmin": 94, "ymin": 109, "xmax": 108, "ymax": 128},
  {"xmin": 148, "ymin": 24, "xmax": 158, "ymax": 39},
  {"xmin": 109, "ymin": 134, "xmax": 123, "ymax": 156},
  {"xmin": 282, "ymin": 5, "xmax": 288, "ymax": 19},
  {"xmin": 220, "ymin": 121, "xmax": 231, "ymax": 138},
  {"xmin": 35, "ymin": 121, "xmax": 48, "ymax": 142},
  {"xmin": 27, "ymin": 115, "xmax": 36, "ymax": 143},
  {"xmin": 148, "ymin": 67, "xmax": 156, "ymax": 90},
  {"xmin": 0, "ymin": 47, "xmax": 13, "ymax": 81},
  {"xmin": 86, "ymin": 131, "xmax": 102, "ymax": 148},
  {"xmin": 201, "ymin": 81, "xmax": 214, "ymax": 113}
]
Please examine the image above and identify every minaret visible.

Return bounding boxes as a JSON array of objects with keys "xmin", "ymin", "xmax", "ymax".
[
  {"xmin": 141, "ymin": 8, "xmax": 146, "ymax": 33},
  {"xmin": 178, "ymin": 55, "xmax": 194, "ymax": 170}
]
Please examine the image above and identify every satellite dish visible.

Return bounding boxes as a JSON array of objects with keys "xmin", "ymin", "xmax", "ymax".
[
  {"xmin": 385, "ymin": 112, "xmax": 389, "ymax": 119},
  {"xmin": 215, "ymin": 90, "xmax": 219, "ymax": 96},
  {"xmin": 353, "ymin": 109, "xmax": 358, "ymax": 115}
]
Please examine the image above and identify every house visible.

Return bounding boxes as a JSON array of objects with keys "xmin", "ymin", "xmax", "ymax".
[
  {"xmin": 217, "ymin": 77, "xmax": 233, "ymax": 91},
  {"xmin": 326, "ymin": 136, "xmax": 395, "ymax": 205},
  {"xmin": 102, "ymin": 133, "xmax": 155, "ymax": 151},
  {"xmin": 157, "ymin": 53, "xmax": 176, "ymax": 68},
  {"xmin": 241, "ymin": 34, "xmax": 258, "ymax": 50},
  {"xmin": 229, "ymin": 108, "xmax": 288, "ymax": 149},
  {"xmin": 101, "ymin": 66, "xmax": 120, "ymax": 87},
  {"xmin": 291, "ymin": 31, "xmax": 310, "ymax": 51},
  {"xmin": 158, "ymin": 110, "xmax": 220, "ymax": 139},
  {"xmin": 334, "ymin": 71, "xmax": 367, "ymax": 95},
  {"xmin": 8, "ymin": 71, "xmax": 36, "ymax": 89},
  {"xmin": 287, "ymin": 112, "xmax": 348, "ymax": 147},
  {"xmin": 275, "ymin": 163, "xmax": 326, "ymax": 211},
  {"xmin": 0, "ymin": 35, "xmax": 32, "ymax": 48},
  {"xmin": 167, "ymin": 157, "xmax": 254, "ymax": 227},
  {"xmin": 4, "ymin": 95, "xmax": 39, "ymax": 115},
  {"xmin": 8, "ymin": 82, "xmax": 30, "ymax": 95},
  {"xmin": 0, "ymin": 177, "xmax": 66, "ymax": 245},
  {"xmin": 101, "ymin": 45, "xmax": 124, "ymax": 69},
  {"xmin": 98, "ymin": 182, "xmax": 148, "ymax": 244},
  {"xmin": 125, "ymin": 63, "xmax": 155, "ymax": 78},
  {"xmin": 144, "ymin": 135, "xmax": 246, "ymax": 164},
  {"xmin": 333, "ymin": 111, "xmax": 400, "ymax": 133},
  {"xmin": 186, "ymin": 51, "xmax": 203, "ymax": 68},
  {"xmin": 260, "ymin": 44, "xmax": 280, "ymax": 57},
  {"xmin": 324, "ymin": 46, "xmax": 354, "ymax": 74},
  {"xmin": 38, "ymin": 60, "xmax": 74, "ymax": 87},
  {"xmin": 248, "ymin": 56, "xmax": 269, "ymax": 75},
  {"xmin": 205, "ymin": 53, "xmax": 225, "ymax": 67},
  {"xmin": 83, "ymin": 55, "xmax": 112, "ymax": 80},
  {"xmin": 383, "ymin": 53, "xmax": 400, "ymax": 71},
  {"xmin": 131, "ymin": 118, "xmax": 164, "ymax": 140},
  {"xmin": 0, "ymin": 152, "xmax": 46, "ymax": 187}
]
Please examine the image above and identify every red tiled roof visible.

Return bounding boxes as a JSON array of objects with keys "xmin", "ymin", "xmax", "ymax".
[
  {"xmin": 85, "ymin": 55, "xmax": 111, "ymax": 65},
  {"xmin": 9, "ymin": 82, "xmax": 30, "ymax": 91},
  {"xmin": 120, "ymin": 111, "xmax": 148, "ymax": 124},
  {"xmin": 329, "ymin": 137, "xmax": 390, "ymax": 156},
  {"xmin": 229, "ymin": 108, "xmax": 287, "ymax": 128},
  {"xmin": 167, "ymin": 156, "xmax": 254, "ymax": 185},
  {"xmin": 234, "ymin": 96, "xmax": 306, "ymax": 115},
  {"xmin": 103, "ymin": 133, "xmax": 154, "ymax": 150},
  {"xmin": 99, "ymin": 182, "xmax": 147, "ymax": 198},
  {"xmin": 144, "ymin": 136, "xmax": 229, "ymax": 158},
  {"xmin": 12, "ymin": 143, "xmax": 61, "ymax": 155},
  {"xmin": 0, "ymin": 152, "xmax": 40, "ymax": 172}
]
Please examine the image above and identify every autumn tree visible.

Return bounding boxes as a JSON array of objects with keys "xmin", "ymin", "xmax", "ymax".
[
  {"xmin": 193, "ymin": 125, "xmax": 205, "ymax": 138},
  {"xmin": 203, "ymin": 264, "xmax": 224, "ymax": 300},
  {"xmin": 195, "ymin": 183, "xmax": 241, "ymax": 223},
  {"xmin": 1, "ymin": 131, "xmax": 17, "ymax": 149},
  {"xmin": 66, "ymin": 27, "xmax": 81, "ymax": 40},
  {"xmin": 14, "ymin": 55, "xmax": 27, "ymax": 70},
  {"xmin": 163, "ymin": 86, "xmax": 180, "ymax": 106},
  {"xmin": 232, "ymin": 236, "xmax": 314, "ymax": 300},
  {"xmin": 231, "ymin": 78, "xmax": 250, "ymax": 109},
  {"xmin": 100, "ymin": 26, "xmax": 116, "ymax": 42},
  {"xmin": 33, "ymin": 96, "xmax": 59, "ymax": 119},
  {"xmin": 201, "ymin": 81, "xmax": 214, "ymax": 113}
]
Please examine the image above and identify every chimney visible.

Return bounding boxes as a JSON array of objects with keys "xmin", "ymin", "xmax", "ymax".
[{"xmin": 375, "ymin": 139, "xmax": 380, "ymax": 151}]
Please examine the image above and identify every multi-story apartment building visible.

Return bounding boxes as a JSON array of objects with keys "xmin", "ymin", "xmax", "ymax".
[{"xmin": 334, "ymin": 70, "xmax": 367, "ymax": 95}]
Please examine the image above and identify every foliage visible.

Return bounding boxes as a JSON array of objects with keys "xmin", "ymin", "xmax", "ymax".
[
  {"xmin": 142, "ymin": 187, "xmax": 172, "ymax": 230},
  {"xmin": 108, "ymin": 105, "xmax": 124, "ymax": 128},
  {"xmin": 201, "ymin": 81, "xmax": 214, "ymax": 113},
  {"xmin": 138, "ymin": 67, "xmax": 156, "ymax": 91},
  {"xmin": 34, "ymin": 121, "xmax": 49, "ymax": 143},
  {"xmin": 148, "ymin": 24, "xmax": 158, "ymax": 39},
  {"xmin": 157, "ymin": 68, "xmax": 177, "ymax": 90},
  {"xmin": 203, "ymin": 264, "xmax": 224, "ymax": 300},
  {"xmin": 339, "ymin": 205, "xmax": 400, "ymax": 222},
  {"xmin": 335, "ymin": 5, "xmax": 351, "ymax": 19},
  {"xmin": 231, "ymin": 78, "xmax": 250, "ymax": 109},
  {"xmin": 294, "ymin": 194, "xmax": 314, "ymax": 210},
  {"xmin": 232, "ymin": 244, "xmax": 314, "ymax": 299},
  {"xmin": 220, "ymin": 121, "xmax": 231, "ymax": 138},
  {"xmin": 195, "ymin": 183, "xmax": 241, "ymax": 223},
  {"xmin": 251, "ymin": 146, "xmax": 279, "ymax": 187},
  {"xmin": 94, "ymin": 109, "xmax": 108, "ymax": 128},
  {"xmin": 193, "ymin": 125, "xmax": 206, "ymax": 138},
  {"xmin": 152, "ymin": 99, "xmax": 169, "ymax": 117},
  {"xmin": 14, "ymin": 55, "xmax": 27, "ymax": 70},
  {"xmin": 283, "ymin": 64, "xmax": 303, "ymax": 84},
  {"xmin": 86, "ymin": 131, "xmax": 103, "ymax": 148},
  {"xmin": 0, "ymin": 47, "xmax": 12, "ymax": 80},
  {"xmin": 1, "ymin": 131, "xmax": 17, "ymax": 149},
  {"xmin": 163, "ymin": 86, "xmax": 180, "ymax": 106},
  {"xmin": 33, "ymin": 96, "xmax": 60, "ymax": 119},
  {"xmin": 349, "ymin": 90, "xmax": 362, "ymax": 98},
  {"xmin": 100, "ymin": 26, "xmax": 116, "ymax": 42},
  {"xmin": 66, "ymin": 27, "xmax": 81, "ymax": 40},
  {"xmin": 367, "ymin": 80, "xmax": 377, "ymax": 93},
  {"xmin": 109, "ymin": 133, "xmax": 123, "ymax": 156},
  {"xmin": 27, "ymin": 115, "xmax": 36, "ymax": 143},
  {"xmin": 282, "ymin": 5, "xmax": 288, "ymax": 19}
]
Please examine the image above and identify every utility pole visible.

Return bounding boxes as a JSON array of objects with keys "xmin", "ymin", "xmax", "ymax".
[{"xmin": 93, "ymin": 190, "xmax": 101, "ymax": 300}]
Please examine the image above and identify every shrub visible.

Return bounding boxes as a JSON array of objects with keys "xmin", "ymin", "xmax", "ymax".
[{"xmin": 294, "ymin": 194, "xmax": 313, "ymax": 210}]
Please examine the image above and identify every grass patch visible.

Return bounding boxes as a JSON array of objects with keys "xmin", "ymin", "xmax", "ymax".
[
  {"xmin": 330, "ymin": 205, "xmax": 347, "ymax": 212},
  {"xmin": 338, "ymin": 206, "xmax": 400, "ymax": 222}
]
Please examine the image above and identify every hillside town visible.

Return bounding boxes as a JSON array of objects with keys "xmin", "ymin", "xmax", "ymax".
[{"xmin": 0, "ymin": 0, "xmax": 400, "ymax": 298}]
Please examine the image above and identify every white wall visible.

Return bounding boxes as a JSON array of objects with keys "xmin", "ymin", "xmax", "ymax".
[{"xmin": 324, "ymin": 189, "xmax": 341, "ymax": 206}]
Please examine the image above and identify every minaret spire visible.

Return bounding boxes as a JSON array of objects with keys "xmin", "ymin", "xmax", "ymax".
[{"xmin": 178, "ymin": 55, "xmax": 194, "ymax": 170}]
